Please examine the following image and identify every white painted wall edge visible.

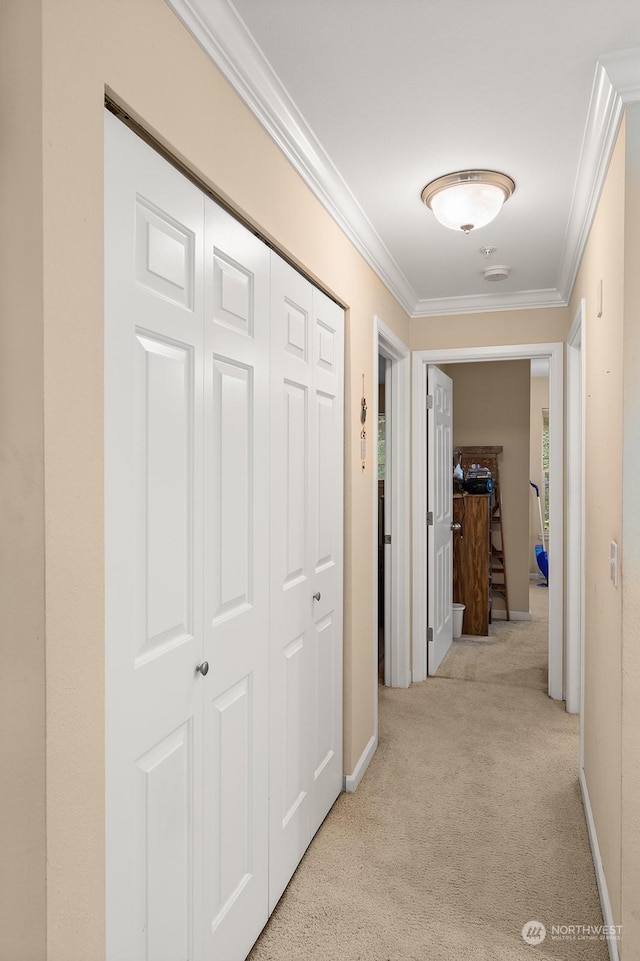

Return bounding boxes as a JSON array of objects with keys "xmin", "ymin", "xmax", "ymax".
[
  {"xmin": 579, "ymin": 770, "xmax": 621, "ymax": 961},
  {"xmin": 344, "ymin": 735, "xmax": 378, "ymax": 794},
  {"xmin": 491, "ymin": 610, "xmax": 532, "ymax": 621}
]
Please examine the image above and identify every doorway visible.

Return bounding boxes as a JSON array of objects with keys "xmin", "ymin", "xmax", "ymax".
[
  {"xmin": 433, "ymin": 359, "xmax": 549, "ymax": 680},
  {"xmin": 372, "ymin": 319, "xmax": 411, "ymax": 708},
  {"xmin": 412, "ymin": 342, "xmax": 564, "ymax": 700}
]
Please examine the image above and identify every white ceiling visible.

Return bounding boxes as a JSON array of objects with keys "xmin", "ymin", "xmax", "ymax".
[{"xmin": 168, "ymin": 0, "xmax": 640, "ymax": 316}]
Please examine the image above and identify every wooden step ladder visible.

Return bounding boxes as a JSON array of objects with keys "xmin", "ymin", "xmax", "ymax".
[{"xmin": 454, "ymin": 445, "xmax": 510, "ymax": 621}]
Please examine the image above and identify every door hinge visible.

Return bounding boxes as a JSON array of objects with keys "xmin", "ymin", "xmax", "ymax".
[
  {"xmin": 383, "ymin": 533, "xmax": 391, "ymax": 545},
  {"xmin": 427, "ymin": 627, "xmax": 433, "ymax": 643},
  {"xmin": 426, "ymin": 511, "xmax": 433, "ymax": 526},
  {"xmin": 426, "ymin": 395, "xmax": 434, "ymax": 410}
]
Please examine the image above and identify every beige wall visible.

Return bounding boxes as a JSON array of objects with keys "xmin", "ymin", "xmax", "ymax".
[
  {"xmin": 2, "ymin": 0, "xmax": 410, "ymax": 957},
  {"xmin": 569, "ymin": 118, "xmax": 626, "ymax": 927},
  {"xmin": 441, "ymin": 361, "xmax": 531, "ymax": 615},
  {"xmin": 6, "ymin": 2, "xmax": 640, "ymax": 958},
  {"xmin": 621, "ymin": 102, "xmax": 640, "ymax": 952},
  {"xmin": 529, "ymin": 376, "xmax": 549, "ymax": 575},
  {"xmin": 411, "ymin": 306, "xmax": 570, "ymax": 351},
  {"xmin": 0, "ymin": 3, "xmax": 47, "ymax": 960}
]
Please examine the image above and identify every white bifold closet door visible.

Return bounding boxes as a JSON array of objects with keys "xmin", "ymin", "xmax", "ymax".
[
  {"xmin": 201, "ymin": 201, "xmax": 271, "ymax": 959},
  {"xmin": 104, "ymin": 114, "xmax": 209, "ymax": 961},
  {"xmin": 105, "ymin": 114, "xmax": 270, "ymax": 961},
  {"xmin": 268, "ymin": 256, "xmax": 344, "ymax": 910},
  {"xmin": 105, "ymin": 111, "xmax": 343, "ymax": 961}
]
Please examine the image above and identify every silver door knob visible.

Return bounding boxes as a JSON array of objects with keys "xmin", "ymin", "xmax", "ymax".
[
  {"xmin": 196, "ymin": 661, "xmax": 209, "ymax": 676},
  {"xmin": 313, "ymin": 592, "xmax": 321, "ymax": 601},
  {"xmin": 451, "ymin": 523, "xmax": 462, "ymax": 532}
]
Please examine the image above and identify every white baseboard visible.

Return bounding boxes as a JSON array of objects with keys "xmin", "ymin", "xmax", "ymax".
[
  {"xmin": 491, "ymin": 609, "xmax": 532, "ymax": 621},
  {"xmin": 579, "ymin": 769, "xmax": 621, "ymax": 961},
  {"xmin": 343, "ymin": 734, "xmax": 377, "ymax": 794}
]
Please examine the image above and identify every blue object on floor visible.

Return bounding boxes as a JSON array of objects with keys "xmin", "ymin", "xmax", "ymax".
[
  {"xmin": 530, "ymin": 481, "xmax": 549, "ymax": 586},
  {"xmin": 535, "ymin": 544, "xmax": 549, "ymax": 585}
]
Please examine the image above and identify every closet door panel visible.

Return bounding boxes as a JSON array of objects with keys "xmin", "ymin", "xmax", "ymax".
[
  {"xmin": 269, "ymin": 257, "xmax": 314, "ymax": 911},
  {"xmin": 104, "ymin": 112, "xmax": 205, "ymax": 961},
  {"xmin": 309, "ymin": 290, "xmax": 344, "ymax": 830},
  {"xmin": 269, "ymin": 258, "xmax": 344, "ymax": 910},
  {"xmin": 202, "ymin": 201, "xmax": 270, "ymax": 961}
]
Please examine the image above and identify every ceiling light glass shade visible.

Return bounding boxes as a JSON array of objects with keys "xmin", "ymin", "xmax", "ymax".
[{"xmin": 421, "ymin": 170, "xmax": 515, "ymax": 233}]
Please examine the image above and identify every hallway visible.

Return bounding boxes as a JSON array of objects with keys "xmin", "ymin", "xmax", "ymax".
[{"xmin": 248, "ymin": 589, "xmax": 607, "ymax": 960}]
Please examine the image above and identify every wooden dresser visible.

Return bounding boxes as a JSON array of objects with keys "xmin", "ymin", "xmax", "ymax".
[{"xmin": 452, "ymin": 493, "xmax": 492, "ymax": 635}]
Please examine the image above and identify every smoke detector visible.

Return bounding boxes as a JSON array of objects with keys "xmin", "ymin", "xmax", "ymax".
[{"xmin": 482, "ymin": 264, "xmax": 511, "ymax": 282}]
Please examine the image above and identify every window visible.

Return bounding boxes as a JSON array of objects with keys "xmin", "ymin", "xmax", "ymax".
[
  {"xmin": 378, "ymin": 413, "xmax": 386, "ymax": 481},
  {"xmin": 542, "ymin": 408, "xmax": 549, "ymax": 529}
]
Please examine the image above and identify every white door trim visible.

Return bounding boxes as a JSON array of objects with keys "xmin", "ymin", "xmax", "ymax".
[
  {"xmin": 412, "ymin": 342, "xmax": 564, "ymax": 699},
  {"xmin": 567, "ymin": 301, "xmax": 586, "ymax": 727},
  {"xmin": 373, "ymin": 319, "xmax": 411, "ymax": 723}
]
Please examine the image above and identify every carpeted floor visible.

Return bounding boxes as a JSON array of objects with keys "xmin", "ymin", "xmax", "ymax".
[
  {"xmin": 437, "ymin": 582, "xmax": 550, "ymax": 691},
  {"xmin": 248, "ymin": 586, "xmax": 607, "ymax": 960}
]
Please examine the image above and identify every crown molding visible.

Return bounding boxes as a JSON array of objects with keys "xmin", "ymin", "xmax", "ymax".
[
  {"xmin": 556, "ymin": 63, "xmax": 625, "ymax": 304},
  {"xmin": 600, "ymin": 46, "xmax": 640, "ymax": 103},
  {"xmin": 557, "ymin": 50, "xmax": 640, "ymax": 304},
  {"xmin": 164, "ymin": 0, "xmax": 417, "ymax": 314},
  {"xmin": 411, "ymin": 287, "xmax": 567, "ymax": 319},
  {"xmin": 164, "ymin": 2, "xmax": 640, "ymax": 319}
]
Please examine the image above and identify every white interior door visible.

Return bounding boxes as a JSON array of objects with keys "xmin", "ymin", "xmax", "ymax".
[
  {"xmin": 427, "ymin": 364, "xmax": 454, "ymax": 674},
  {"xmin": 201, "ymin": 200, "xmax": 270, "ymax": 960},
  {"xmin": 105, "ymin": 111, "xmax": 205, "ymax": 961},
  {"xmin": 268, "ymin": 254, "xmax": 343, "ymax": 910}
]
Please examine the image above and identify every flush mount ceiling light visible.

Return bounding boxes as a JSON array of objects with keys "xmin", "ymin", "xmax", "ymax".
[{"xmin": 421, "ymin": 170, "xmax": 515, "ymax": 233}]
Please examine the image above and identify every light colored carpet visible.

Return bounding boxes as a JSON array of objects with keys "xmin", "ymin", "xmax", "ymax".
[
  {"xmin": 248, "ymin": 586, "xmax": 606, "ymax": 961},
  {"xmin": 437, "ymin": 583, "xmax": 549, "ymax": 691}
]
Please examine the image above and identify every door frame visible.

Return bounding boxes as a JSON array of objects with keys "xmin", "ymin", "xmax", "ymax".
[
  {"xmin": 412, "ymin": 342, "xmax": 564, "ymax": 699},
  {"xmin": 372, "ymin": 318, "xmax": 411, "ymax": 722},
  {"xmin": 567, "ymin": 301, "xmax": 586, "ymax": 724}
]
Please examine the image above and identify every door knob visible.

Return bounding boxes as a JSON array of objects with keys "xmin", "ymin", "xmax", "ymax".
[
  {"xmin": 312, "ymin": 592, "xmax": 321, "ymax": 601},
  {"xmin": 196, "ymin": 661, "xmax": 209, "ymax": 676},
  {"xmin": 451, "ymin": 522, "xmax": 462, "ymax": 532}
]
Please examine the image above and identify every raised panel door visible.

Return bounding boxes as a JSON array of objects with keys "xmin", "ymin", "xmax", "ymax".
[
  {"xmin": 427, "ymin": 365, "xmax": 454, "ymax": 674},
  {"xmin": 268, "ymin": 257, "xmax": 344, "ymax": 911},
  {"xmin": 104, "ymin": 112, "xmax": 205, "ymax": 961},
  {"xmin": 268, "ymin": 255, "xmax": 314, "ymax": 911},
  {"xmin": 202, "ymin": 202, "xmax": 270, "ymax": 960},
  {"xmin": 309, "ymin": 289, "xmax": 343, "ymax": 831}
]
